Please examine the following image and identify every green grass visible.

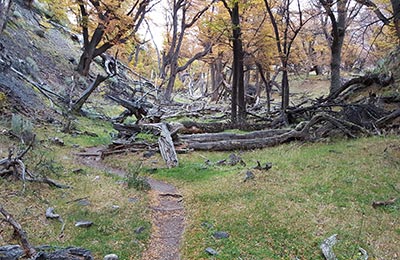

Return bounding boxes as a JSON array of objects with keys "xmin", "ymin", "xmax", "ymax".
[
  {"xmin": 151, "ymin": 136, "xmax": 400, "ymax": 259},
  {"xmin": 0, "ymin": 120, "xmax": 151, "ymax": 259}
]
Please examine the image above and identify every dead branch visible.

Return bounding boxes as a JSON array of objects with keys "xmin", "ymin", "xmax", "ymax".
[
  {"xmin": 372, "ymin": 198, "xmax": 397, "ymax": 208},
  {"xmin": 376, "ymin": 109, "xmax": 400, "ymax": 127},
  {"xmin": 0, "ymin": 205, "xmax": 37, "ymax": 258}
]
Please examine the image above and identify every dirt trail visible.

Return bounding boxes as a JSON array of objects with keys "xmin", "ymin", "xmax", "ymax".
[{"xmin": 76, "ymin": 146, "xmax": 185, "ymax": 260}]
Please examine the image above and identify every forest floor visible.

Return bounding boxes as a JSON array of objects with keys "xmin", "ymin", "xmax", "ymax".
[
  {"xmin": 1, "ymin": 2, "xmax": 399, "ymax": 260},
  {"xmin": 77, "ymin": 146, "xmax": 185, "ymax": 260}
]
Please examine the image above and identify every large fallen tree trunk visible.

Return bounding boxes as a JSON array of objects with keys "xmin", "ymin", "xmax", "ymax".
[
  {"xmin": 180, "ymin": 121, "xmax": 274, "ymax": 134},
  {"xmin": 183, "ymin": 113, "xmax": 371, "ymax": 151},
  {"xmin": 180, "ymin": 129, "xmax": 290, "ymax": 143}
]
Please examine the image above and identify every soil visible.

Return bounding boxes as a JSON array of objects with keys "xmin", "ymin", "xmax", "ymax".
[{"xmin": 76, "ymin": 146, "xmax": 185, "ymax": 260}]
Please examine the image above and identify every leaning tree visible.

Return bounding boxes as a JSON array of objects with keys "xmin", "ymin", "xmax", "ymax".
[{"xmin": 76, "ymin": 0, "xmax": 155, "ymax": 76}]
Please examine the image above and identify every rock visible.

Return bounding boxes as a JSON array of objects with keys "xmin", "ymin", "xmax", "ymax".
[
  {"xmin": 45, "ymin": 207, "xmax": 60, "ymax": 219},
  {"xmin": 34, "ymin": 29, "xmax": 45, "ymax": 38},
  {"xmin": 111, "ymin": 205, "xmax": 120, "ymax": 210},
  {"xmin": 34, "ymin": 247, "xmax": 94, "ymax": 260},
  {"xmin": 75, "ymin": 220, "xmax": 93, "ymax": 228},
  {"xmin": 228, "ymin": 153, "xmax": 245, "ymax": 166},
  {"xmin": 134, "ymin": 226, "xmax": 145, "ymax": 234},
  {"xmin": 213, "ymin": 231, "xmax": 229, "ymax": 239},
  {"xmin": 244, "ymin": 171, "xmax": 255, "ymax": 182},
  {"xmin": 0, "ymin": 245, "xmax": 23, "ymax": 260},
  {"xmin": 77, "ymin": 199, "xmax": 90, "ymax": 206},
  {"xmin": 143, "ymin": 150, "xmax": 156, "ymax": 158},
  {"xmin": 49, "ymin": 137, "xmax": 64, "ymax": 146},
  {"xmin": 205, "ymin": 247, "xmax": 218, "ymax": 256},
  {"xmin": 103, "ymin": 254, "xmax": 118, "ymax": 260},
  {"xmin": 201, "ymin": 221, "xmax": 213, "ymax": 229},
  {"xmin": 128, "ymin": 197, "xmax": 138, "ymax": 203},
  {"xmin": 68, "ymin": 57, "xmax": 77, "ymax": 65}
]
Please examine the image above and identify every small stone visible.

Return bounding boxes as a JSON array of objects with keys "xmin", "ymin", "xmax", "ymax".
[
  {"xmin": 143, "ymin": 150, "xmax": 156, "ymax": 158},
  {"xmin": 34, "ymin": 29, "xmax": 45, "ymax": 38},
  {"xmin": 244, "ymin": 171, "xmax": 255, "ymax": 182},
  {"xmin": 111, "ymin": 205, "xmax": 120, "ymax": 210},
  {"xmin": 134, "ymin": 226, "xmax": 145, "ymax": 234},
  {"xmin": 75, "ymin": 220, "xmax": 93, "ymax": 228},
  {"xmin": 77, "ymin": 199, "xmax": 90, "ymax": 206},
  {"xmin": 205, "ymin": 247, "xmax": 218, "ymax": 256},
  {"xmin": 213, "ymin": 231, "xmax": 229, "ymax": 239},
  {"xmin": 201, "ymin": 222, "xmax": 213, "ymax": 229},
  {"xmin": 104, "ymin": 254, "xmax": 118, "ymax": 260},
  {"xmin": 49, "ymin": 137, "xmax": 64, "ymax": 146},
  {"xmin": 72, "ymin": 168, "xmax": 84, "ymax": 174},
  {"xmin": 128, "ymin": 197, "xmax": 138, "ymax": 203}
]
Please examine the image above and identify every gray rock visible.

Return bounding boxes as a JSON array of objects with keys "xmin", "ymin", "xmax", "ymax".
[
  {"xmin": 213, "ymin": 231, "xmax": 229, "ymax": 239},
  {"xmin": 134, "ymin": 226, "xmax": 145, "ymax": 234},
  {"xmin": 75, "ymin": 220, "xmax": 93, "ymax": 228},
  {"xmin": 45, "ymin": 207, "xmax": 60, "ymax": 219},
  {"xmin": 103, "ymin": 254, "xmax": 118, "ymax": 260},
  {"xmin": 34, "ymin": 29, "xmax": 45, "ymax": 38},
  {"xmin": 0, "ymin": 245, "xmax": 23, "ymax": 260},
  {"xmin": 201, "ymin": 222, "xmax": 213, "ymax": 229},
  {"xmin": 143, "ymin": 150, "xmax": 156, "ymax": 158},
  {"xmin": 205, "ymin": 247, "xmax": 218, "ymax": 256},
  {"xmin": 77, "ymin": 199, "xmax": 90, "ymax": 206},
  {"xmin": 128, "ymin": 197, "xmax": 138, "ymax": 203},
  {"xmin": 33, "ymin": 247, "xmax": 93, "ymax": 260},
  {"xmin": 244, "ymin": 171, "xmax": 255, "ymax": 182}
]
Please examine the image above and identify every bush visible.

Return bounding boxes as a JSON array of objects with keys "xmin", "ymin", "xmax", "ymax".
[
  {"xmin": 126, "ymin": 163, "xmax": 150, "ymax": 191},
  {"xmin": 11, "ymin": 113, "xmax": 35, "ymax": 143}
]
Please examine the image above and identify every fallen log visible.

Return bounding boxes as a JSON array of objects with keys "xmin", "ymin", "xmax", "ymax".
[
  {"xmin": 150, "ymin": 123, "xmax": 179, "ymax": 168},
  {"xmin": 186, "ymin": 129, "xmax": 306, "ymax": 151},
  {"xmin": 180, "ymin": 121, "xmax": 274, "ymax": 134},
  {"xmin": 323, "ymin": 72, "xmax": 393, "ymax": 102},
  {"xmin": 183, "ymin": 113, "xmax": 371, "ymax": 151},
  {"xmin": 376, "ymin": 108, "xmax": 400, "ymax": 127},
  {"xmin": 108, "ymin": 95, "xmax": 151, "ymax": 123},
  {"xmin": 180, "ymin": 129, "xmax": 291, "ymax": 143}
]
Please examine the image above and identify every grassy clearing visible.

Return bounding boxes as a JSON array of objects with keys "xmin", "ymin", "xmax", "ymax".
[
  {"xmin": 0, "ymin": 118, "xmax": 150, "ymax": 259},
  {"xmin": 150, "ymin": 136, "xmax": 400, "ymax": 259}
]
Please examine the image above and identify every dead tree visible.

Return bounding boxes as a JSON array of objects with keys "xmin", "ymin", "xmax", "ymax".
[{"xmin": 0, "ymin": 205, "xmax": 37, "ymax": 258}]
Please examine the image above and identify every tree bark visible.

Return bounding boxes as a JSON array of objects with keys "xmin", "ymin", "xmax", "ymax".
[
  {"xmin": 70, "ymin": 74, "xmax": 108, "ymax": 113},
  {"xmin": 391, "ymin": 0, "xmax": 400, "ymax": 42},
  {"xmin": 224, "ymin": 1, "xmax": 246, "ymax": 124},
  {"xmin": 321, "ymin": 0, "xmax": 348, "ymax": 94}
]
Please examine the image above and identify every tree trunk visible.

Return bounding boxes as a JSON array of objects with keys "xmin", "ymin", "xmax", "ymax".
[
  {"xmin": 0, "ymin": 0, "xmax": 12, "ymax": 34},
  {"xmin": 329, "ymin": 0, "xmax": 347, "ymax": 94},
  {"xmin": 231, "ymin": 2, "xmax": 246, "ymax": 124},
  {"xmin": 255, "ymin": 62, "xmax": 271, "ymax": 113},
  {"xmin": 164, "ymin": 61, "xmax": 177, "ymax": 102},
  {"xmin": 211, "ymin": 53, "xmax": 223, "ymax": 102},
  {"xmin": 281, "ymin": 68, "xmax": 289, "ymax": 111},
  {"xmin": 70, "ymin": 74, "xmax": 108, "ymax": 113},
  {"xmin": 391, "ymin": 0, "xmax": 400, "ymax": 42},
  {"xmin": 77, "ymin": 26, "xmax": 107, "ymax": 76}
]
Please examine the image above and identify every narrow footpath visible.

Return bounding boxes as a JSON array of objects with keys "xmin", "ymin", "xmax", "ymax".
[{"xmin": 76, "ymin": 147, "xmax": 185, "ymax": 260}]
